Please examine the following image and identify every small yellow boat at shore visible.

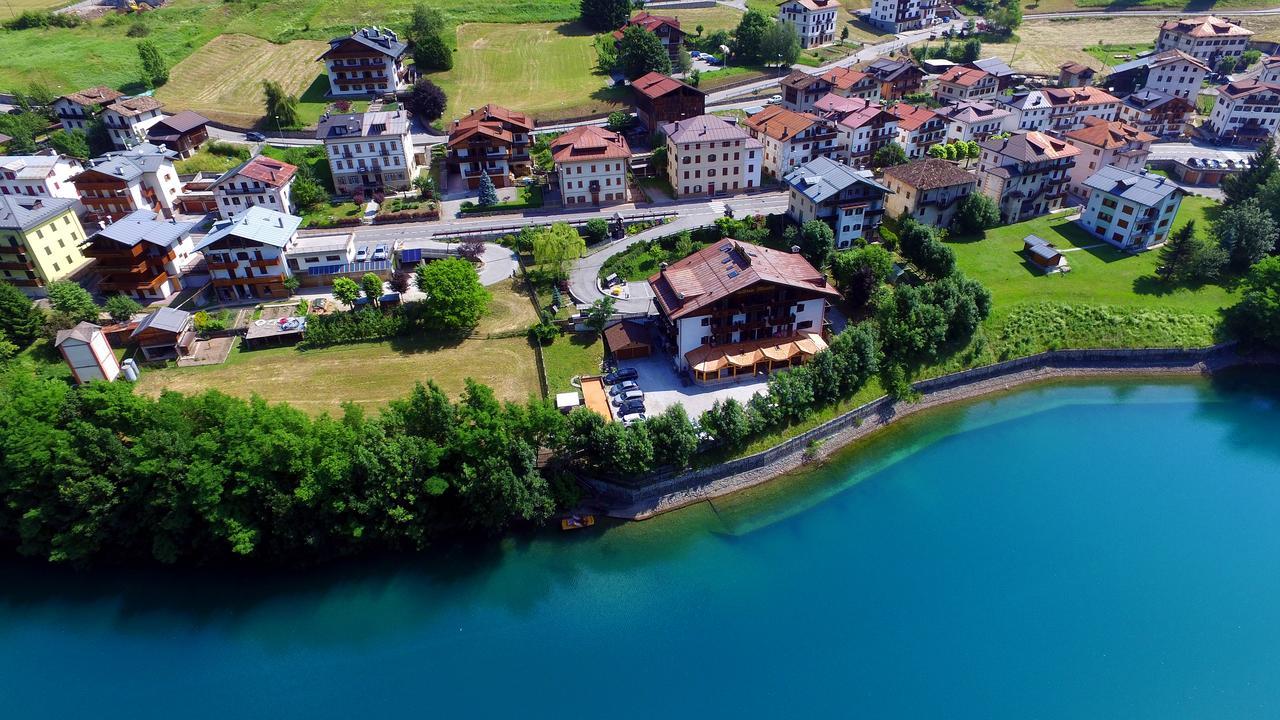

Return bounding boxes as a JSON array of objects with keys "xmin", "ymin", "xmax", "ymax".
[{"xmin": 560, "ymin": 514, "xmax": 595, "ymax": 531}]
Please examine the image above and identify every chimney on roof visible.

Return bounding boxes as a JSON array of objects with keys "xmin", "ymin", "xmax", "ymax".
[
  {"xmin": 98, "ymin": 220, "xmax": 107, "ymax": 230},
  {"xmin": 790, "ymin": 245, "xmax": 800, "ymax": 253}
]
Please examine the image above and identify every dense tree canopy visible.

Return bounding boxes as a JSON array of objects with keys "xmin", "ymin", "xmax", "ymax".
[
  {"xmin": 798, "ymin": 220, "xmax": 835, "ymax": 269},
  {"xmin": 0, "ymin": 282, "xmax": 43, "ymax": 348},
  {"xmin": 617, "ymin": 25, "xmax": 672, "ymax": 79},
  {"xmin": 732, "ymin": 10, "xmax": 772, "ymax": 64},
  {"xmin": 414, "ymin": 258, "xmax": 490, "ymax": 332},
  {"xmin": 1213, "ymin": 198, "xmax": 1278, "ymax": 269},
  {"xmin": 1228, "ymin": 256, "xmax": 1280, "ymax": 349},
  {"xmin": 262, "ymin": 80, "xmax": 300, "ymax": 129},
  {"xmin": 46, "ymin": 281, "xmax": 100, "ymax": 324},
  {"xmin": 407, "ymin": 4, "xmax": 453, "ymax": 71},
  {"xmin": 579, "ymin": 0, "xmax": 630, "ymax": 32},
  {"xmin": 137, "ymin": 40, "xmax": 168, "ymax": 87},
  {"xmin": 952, "ymin": 192, "xmax": 1000, "ymax": 235},
  {"xmin": 406, "ymin": 78, "xmax": 448, "ymax": 123},
  {"xmin": 1157, "ymin": 221, "xmax": 1226, "ymax": 285}
]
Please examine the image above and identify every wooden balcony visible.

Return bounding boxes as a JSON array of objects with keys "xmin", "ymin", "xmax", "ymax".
[{"xmin": 211, "ymin": 274, "xmax": 285, "ymax": 288}]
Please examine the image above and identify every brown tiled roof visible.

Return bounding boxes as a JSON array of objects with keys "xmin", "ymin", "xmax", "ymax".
[
  {"xmin": 935, "ymin": 100, "xmax": 1010, "ymax": 124},
  {"xmin": 453, "ymin": 104, "xmax": 534, "ymax": 134},
  {"xmin": 59, "ymin": 86, "xmax": 124, "ymax": 107},
  {"xmin": 603, "ymin": 319, "xmax": 650, "ymax": 353},
  {"xmin": 1065, "ymin": 117, "xmax": 1156, "ymax": 149},
  {"xmin": 150, "ymin": 110, "xmax": 209, "ymax": 134},
  {"xmin": 224, "ymin": 155, "xmax": 298, "ymax": 188},
  {"xmin": 1159, "ymin": 15, "xmax": 1253, "ymax": 39},
  {"xmin": 1058, "ymin": 62, "xmax": 1092, "ymax": 74},
  {"xmin": 632, "ymin": 72, "xmax": 700, "ymax": 99},
  {"xmin": 1217, "ymin": 79, "xmax": 1280, "ymax": 100},
  {"xmin": 743, "ymin": 106, "xmax": 820, "ymax": 141},
  {"xmin": 781, "ymin": 70, "xmax": 828, "ymax": 91},
  {"xmin": 821, "ymin": 66, "xmax": 872, "ymax": 91},
  {"xmin": 889, "ymin": 103, "xmax": 939, "ymax": 131},
  {"xmin": 938, "ymin": 65, "xmax": 991, "ymax": 87},
  {"xmin": 613, "ymin": 11, "xmax": 682, "ymax": 39},
  {"xmin": 883, "ymin": 158, "xmax": 977, "ymax": 191},
  {"xmin": 106, "ymin": 96, "xmax": 164, "ymax": 117},
  {"xmin": 550, "ymin": 126, "xmax": 631, "ymax": 163},
  {"xmin": 1041, "ymin": 86, "xmax": 1119, "ymax": 107},
  {"xmin": 649, "ymin": 239, "xmax": 839, "ymax": 320},
  {"xmin": 981, "ymin": 131, "xmax": 1081, "ymax": 162}
]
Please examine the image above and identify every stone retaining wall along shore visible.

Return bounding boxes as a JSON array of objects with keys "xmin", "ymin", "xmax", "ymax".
[{"xmin": 587, "ymin": 344, "xmax": 1273, "ymax": 520}]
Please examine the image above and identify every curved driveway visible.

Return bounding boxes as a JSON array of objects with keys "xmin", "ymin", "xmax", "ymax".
[{"xmin": 568, "ymin": 192, "xmax": 789, "ymax": 314}]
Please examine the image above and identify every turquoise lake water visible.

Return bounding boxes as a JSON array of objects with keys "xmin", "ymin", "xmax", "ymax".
[{"xmin": 2, "ymin": 374, "xmax": 1280, "ymax": 718}]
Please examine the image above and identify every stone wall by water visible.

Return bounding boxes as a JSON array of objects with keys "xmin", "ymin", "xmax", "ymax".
[{"xmin": 587, "ymin": 344, "xmax": 1263, "ymax": 516}]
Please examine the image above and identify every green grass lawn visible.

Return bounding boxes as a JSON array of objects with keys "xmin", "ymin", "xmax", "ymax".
[
  {"xmin": 174, "ymin": 145, "xmax": 249, "ymax": 175},
  {"xmin": 948, "ymin": 196, "xmax": 1238, "ymax": 360},
  {"xmin": 424, "ymin": 22, "xmax": 623, "ymax": 122},
  {"xmin": 541, "ymin": 332, "xmax": 603, "ymax": 394},
  {"xmin": 300, "ymin": 201, "xmax": 361, "ymax": 228},
  {"xmin": 1083, "ymin": 42, "xmax": 1155, "ymax": 66}
]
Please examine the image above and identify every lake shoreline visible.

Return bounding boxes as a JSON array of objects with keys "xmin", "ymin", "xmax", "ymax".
[{"xmin": 597, "ymin": 348, "xmax": 1278, "ymax": 521}]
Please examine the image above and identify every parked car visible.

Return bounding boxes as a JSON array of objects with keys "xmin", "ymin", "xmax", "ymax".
[
  {"xmin": 620, "ymin": 412, "xmax": 647, "ymax": 425},
  {"xmin": 610, "ymin": 380, "xmax": 639, "ymax": 396},
  {"xmin": 372, "ymin": 245, "xmax": 388, "ymax": 261},
  {"xmin": 620, "ymin": 399, "xmax": 646, "ymax": 415},
  {"xmin": 690, "ymin": 50, "xmax": 703, "ymax": 59},
  {"xmin": 355, "ymin": 246, "xmax": 369, "ymax": 262},
  {"xmin": 245, "ymin": 131, "xmax": 266, "ymax": 142},
  {"xmin": 703, "ymin": 55, "xmax": 722, "ymax": 66},
  {"xmin": 613, "ymin": 389, "xmax": 644, "ymax": 407},
  {"xmin": 767, "ymin": 94, "xmax": 782, "ymax": 105},
  {"xmin": 604, "ymin": 367, "xmax": 639, "ymax": 384}
]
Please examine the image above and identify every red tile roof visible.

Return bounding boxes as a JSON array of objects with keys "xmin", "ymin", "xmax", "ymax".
[
  {"xmin": 613, "ymin": 11, "xmax": 682, "ymax": 39},
  {"xmin": 550, "ymin": 126, "xmax": 632, "ymax": 163},
  {"xmin": 106, "ymin": 96, "xmax": 164, "ymax": 117},
  {"xmin": 1159, "ymin": 15, "xmax": 1253, "ymax": 39},
  {"xmin": 1064, "ymin": 117, "xmax": 1156, "ymax": 149},
  {"xmin": 59, "ymin": 85, "xmax": 125, "ymax": 107},
  {"xmin": 631, "ymin": 72, "xmax": 698, "ymax": 100},
  {"xmin": 890, "ymin": 103, "xmax": 939, "ymax": 132},
  {"xmin": 743, "ymin": 106, "xmax": 821, "ymax": 141},
  {"xmin": 784, "ymin": 0, "xmax": 837, "ymax": 11},
  {"xmin": 649, "ymin": 239, "xmax": 839, "ymax": 320},
  {"xmin": 820, "ymin": 66, "xmax": 872, "ymax": 91},
  {"xmin": 230, "ymin": 155, "xmax": 298, "ymax": 188},
  {"xmin": 1041, "ymin": 86, "xmax": 1120, "ymax": 107},
  {"xmin": 938, "ymin": 65, "xmax": 991, "ymax": 88},
  {"xmin": 883, "ymin": 158, "xmax": 977, "ymax": 190}
]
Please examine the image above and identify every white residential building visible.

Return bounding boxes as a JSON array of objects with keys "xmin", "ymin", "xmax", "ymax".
[
  {"xmin": 663, "ymin": 115, "xmax": 762, "ymax": 198},
  {"xmin": 194, "ymin": 206, "xmax": 301, "ymax": 302},
  {"xmin": 784, "ymin": 156, "xmax": 890, "ymax": 248},
  {"xmin": 998, "ymin": 90, "xmax": 1053, "ymax": 132},
  {"xmin": 211, "ymin": 154, "xmax": 299, "ymax": 220},
  {"xmin": 935, "ymin": 101, "xmax": 1012, "ymax": 143},
  {"xmin": 891, "ymin": 104, "xmax": 947, "ymax": 158},
  {"xmin": 813, "ymin": 94, "xmax": 898, "ymax": 168},
  {"xmin": 52, "ymin": 86, "xmax": 125, "ymax": 134},
  {"xmin": 1155, "ymin": 15, "xmax": 1253, "ymax": 65},
  {"xmin": 1202, "ymin": 80, "xmax": 1280, "ymax": 145},
  {"xmin": 934, "ymin": 66, "xmax": 999, "ymax": 103},
  {"xmin": 1080, "ymin": 165, "xmax": 1183, "ymax": 251},
  {"xmin": 870, "ymin": 0, "xmax": 937, "ymax": 33},
  {"xmin": 778, "ymin": 0, "xmax": 838, "ymax": 49},
  {"xmin": 551, "ymin": 126, "xmax": 632, "ymax": 206},
  {"xmin": 1139, "ymin": 50, "xmax": 1209, "ymax": 100},
  {"xmin": 1118, "ymin": 89, "xmax": 1196, "ymax": 138},
  {"xmin": 1063, "ymin": 117, "xmax": 1156, "ymax": 201},
  {"xmin": 0, "ymin": 153, "xmax": 83, "ymax": 201},
  {"xmin": 1260, "ymin": 56, "xmax": 1280, "ymax": 83},
  {"xmin": 101, "ymin": 97, "xmax": 165, "ymax": 150},
  {"xmin": 318, "ymin": 26, "xmax": 409, "ymax": 97},
  {"xmin": 1041, "ymin": 86, "xmax": 1121, "ymax": 134},
  {"xmin": 977, "ymin": 131, "xmax": 1081, "ymax": 223},
  {"xmin": 316, "ymin": 110, "xmax": 417, "ymax": 194},
  {"xmin": 743, "ymin": 106, "xmax": 843, "ymax": 179},
  {"xmin": 73, "ymin": 144, "xmax": 183, "ymax": 221}
]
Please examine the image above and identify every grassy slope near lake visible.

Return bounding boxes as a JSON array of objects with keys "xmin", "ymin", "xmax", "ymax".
[{"xmin": 949, "ymin": 196, "xmax": 1237, "ymax": 360}]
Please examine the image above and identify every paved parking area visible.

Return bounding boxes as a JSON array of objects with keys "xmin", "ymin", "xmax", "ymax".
[{"xmin": 609, "ymin": 353, "xmax": 769, "ymax": 421}]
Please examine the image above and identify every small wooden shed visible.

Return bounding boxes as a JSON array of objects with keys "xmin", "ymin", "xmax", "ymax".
[{"xmin": 603, "ymin": 319, "xmax": 652, "ymax": 360}]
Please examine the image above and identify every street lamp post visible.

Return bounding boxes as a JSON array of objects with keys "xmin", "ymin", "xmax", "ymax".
[{"xmin": 273, "ymin": 114, "xmax": 282, "ymax": 139}]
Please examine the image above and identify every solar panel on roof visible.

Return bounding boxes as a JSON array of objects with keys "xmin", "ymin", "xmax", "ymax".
[
  {"xmin": 721, "ymin": 257, "xmax": 731, "ymax": 264},
  {"xmin": 727, "ymin": 270, "xmax": 739, "ymax": 278},
  {"xmin": 720, "ymin": 243, "xmax": 732, "ymax": 252}
]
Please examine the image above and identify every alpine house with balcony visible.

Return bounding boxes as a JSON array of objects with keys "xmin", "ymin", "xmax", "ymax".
[
  {"xmin": 870, "ymin": 0, "xmax": 938, "ymax": 33},
  {"xmin": 100, "ymin": 96, "xmax": 166, "ymax": 150},
  {"xmin": 1063, "ymin": 117, "xmax": 1156, "ymax": 201},
  {"xmin": 211, "ymin": 154, "xmax": 299, "ymax": 220},
  {"xmin": 81, "ymin": 209, "xmax": 196, "ymax": 300},
  {"xmin": 318, "ymin": 26, "xmax": 409, "ymax": 97},
  {"xmin": 784, "ymin": 155, "xmax": 889, "ymax": 248},
  {"xmin": 1080, "ymin": 165, "xmax": 1183, "ymax": 252},
  {"xmin": 446, "ymin": 104, "xmax": 535, "ymax": 190},
  {"xmin": 52, "ymin": 86, "xmax": 125, "ymax": 134},
  {"xmin": 318, "ymin": 110, "xmax": 417, "ymax": 194},
  {"xmin": 977, "ymin": 131, "xmax": 1081, "ymax": 223},
  {"xmin": 73, "ymin": 144, "xmax": 183, "ymax": 222},
  {"xmin": 0, "ymin": 195, "xmax": 88, "ymax": 295},
  {"xmin": 743, "ymin": 106, "xmax": 843, "ymax": 179},
  {"xmin": 648, "ymin": 239, "xmax": 840, "ymax": 384},
  {"xmin": 194, "ymin": 205, "xmax": 301, "ymax": 302}
]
